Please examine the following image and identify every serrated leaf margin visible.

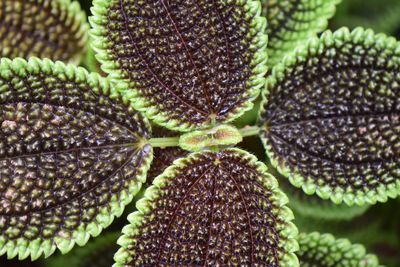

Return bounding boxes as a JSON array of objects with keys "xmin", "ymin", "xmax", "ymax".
[
  {"xmin": 259, "ymin": 27, "xmax": 400, "ymax": 206},
  {"xmin": 46, "ymin": 232, "xmax": 119, "ymax": 267},
  {"xmin": 58, "ymin": 0, "xmax": 90, "ymax": 65},
  {"xmin": 0, "ymin": 57, "xmax": 153, "ymax": 261},
  {"xmin": 298, "ymin": 231, "xmax": 380, "ymax": 267},
  {"xmin": 262, "ymin": 0, "xmax": 341, "ymax": 67},
  {"xmin": 113, "ymin": 147, "xmax": 299, "ymax": 267},
  {"xmin": 286, "ymin": 189, "xmax": 370, "ymax": 221}
]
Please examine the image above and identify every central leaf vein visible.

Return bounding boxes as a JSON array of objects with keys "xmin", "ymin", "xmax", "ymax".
[{"xmin": 118, "ymin": 0, "xmax": 208, "ymax": 116}]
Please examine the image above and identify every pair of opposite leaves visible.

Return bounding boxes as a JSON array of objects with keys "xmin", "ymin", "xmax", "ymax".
[{"xmin": 0, "ymin": 0, "xmax": 396, "ymax": 266}]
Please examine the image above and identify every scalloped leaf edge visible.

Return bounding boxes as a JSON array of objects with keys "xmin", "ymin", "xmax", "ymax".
[
  {"xmin": 259, "ymin": 26, "xmax": 400, "ymax": 206},
  {"xmin": 298, "ymin": 231, "xmax": 380, "ymax": 267},
  {"xmin": 0, "ymin": 57, "xmax": 153, "ymax": 261},
  {"xmin": 89, "ymin": 0, "xmax": 268, "ymax": 132},
  {"xmin": 113, "ymin": 147, "xmax": 299, "ymax": 267},
  {"xmin": 264, "ymin": 0, "xmax": 341, "ymax": 67}
]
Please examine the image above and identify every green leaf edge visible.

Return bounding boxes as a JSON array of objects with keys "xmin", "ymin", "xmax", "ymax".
[
  {"xmin": 263, "ymin": 0, "xmax": 341, "ymax": 67},
  {"xmin": 81, "ymin": 40, "xmax": 100, "ymax": 73},
  {"xmin": 298, "ymin": 232, "xmax": 381, "ymax": 267},
  {"xmin": 283, "ymin": 182, "xmax": 370, "ymax": 221},
  {"xmin": 89, "ymin": 0, "xmax": 268, "ymax": 132},
  {"xmin": 46, "ymin": 232, "xmax": 119, "ymax": 267},
  {"xmin": 259, "ymin": 26, "xmax": 400, "ymax": 206},
  {"xmin": 264, "ymin": 160, "xmax": 370, "ymax": 220},
  {"xmin": 113, "ymin": 147, "xmax": 299, "ymax": 267},
  {"xmin": 0, "ymin": 57, "xmax": 154, "ymax": 261}
]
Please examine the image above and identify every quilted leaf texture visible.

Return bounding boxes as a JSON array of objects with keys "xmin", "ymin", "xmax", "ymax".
[
  {"xmin": 0, "ymin": 0, "xmax": 89, "ymax": 63},
  {"xmin": 115, "ymin": 148, "xmax": 298, "ymax": 266},
  {"xmin": 261, "ymin": 0, "xmax": 340, "ymax": 67},
  {"xmin": 0, "ymin": 58, "xmax": 153, "ymax": 260},
  {"xmin": 260, "ymin": 27, "xmax": 400, "ymax": 206},
  {"xmin": 90, "ymin": 0, "xmax": 268, "ymax": 132}
]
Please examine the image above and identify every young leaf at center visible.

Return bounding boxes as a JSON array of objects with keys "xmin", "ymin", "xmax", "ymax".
[
  {"xmin": 90, "ymin": 0, "xmax": 268, "ymax": 132},
  {"xmin": 0, "ymin": 58, "xmax": 153, "ymax": 260},
  {"xmin": 115, "ymin": 148, "xmax": 299, "ymax": 266}
]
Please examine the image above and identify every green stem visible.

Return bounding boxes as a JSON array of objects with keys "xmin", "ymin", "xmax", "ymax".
[
  {"xmin": 238, "ymin": 125, "xmax": 260, "ymax": 137},
  {"xmin": 149, "ymin": 136, "xmax": 180, "ymax": 148},
  {"xmin": 148, "ymin": 125, "xmax": 260, "ymax": 148}
]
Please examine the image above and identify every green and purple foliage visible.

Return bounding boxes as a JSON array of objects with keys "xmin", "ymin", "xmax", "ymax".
[{"xmin": 0, "ymin": 0, "xmax": 399, "ymax": 266}]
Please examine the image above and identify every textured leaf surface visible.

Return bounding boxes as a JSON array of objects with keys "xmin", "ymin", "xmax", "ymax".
[
  {"xmin": 146, "ymin": 126, "xmax": 188, "ymax": 186},
  {"xmin": 265, "ymin": 160, "xmax": 369, "ymax": 220},
  {"xmin": 90, "ymin": 0, "xmax": 268, "ymax": 131},
  {"xmin": 259, "ymin": 27, "xmax": 400, "ymax": 205},
  {"xmin": 261, "ymin": 0, "xmax": 340, "ymax": 67},
  {"xmin": 0, "ymin": 0, "xmax": 89, "ymax": 63},
  {"xmin": 115, "ymin": 148, "xmax": 298, "ymax": 266},
  {"xmin": 297, "ymin": 232, "xmax": 380, "ymax": 267},
  {"xmin": 146, "ymin": 147, "xmax": 188, "ymax": 187},
  {"xmin": 0, "ymin": 58, "xmax": 152, "ymax": 260},
  {"xmin": 276, "ymin": 169, "xmax": 369, "ymax": 220}
]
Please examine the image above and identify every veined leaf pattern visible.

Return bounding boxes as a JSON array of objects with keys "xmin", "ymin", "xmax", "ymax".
[
  {"xmin": 0, "ymin": 58, "xmax": 152, "ymax": 260},
  {"xmin": 115, "ymin": 148, "xmax": 298, "ymax": 266},
  {"xmin": 90, "ymin": 0, "xmax": 268, "ymax": 131},
  {"xmin": 259, "ymin": 27, "xmax": 400, "ymax": 205}
]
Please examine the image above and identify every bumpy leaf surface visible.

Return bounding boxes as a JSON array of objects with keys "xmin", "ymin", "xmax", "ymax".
[
  {"xmin": 260, "ymin": 27, "xmax": 400, "ymax": 205},
  {"xmin": 0, "ymin": 58, "xmax": 152, "ymax": 260},
  {"xmin": 146, "ymin": 126, "xmax": 188, "ymax": 186},
  {"xmin": 261, "ymin": 0, "xmax": 340, "ymax": 67},
  {"xmin": 146, "ymin": 147, "xmax": 188, "ymax": 187},
  {"xmin": 278, "ymin": 174, "xmax": 369, "ymax": 220},
  {"xmin": 0, "ymin": 0, "xmax": 89, "ymax": 63},
  {"xmin": 115, "ymin": 148, "xmax": 298, "ymax": 266},
  {"xmin": 90, "ymin": 0, "xmax": 268, "ymax": 131},
  {"xmin": 297, "ymin": 232, "xmax": 380, "ymax": 267}
]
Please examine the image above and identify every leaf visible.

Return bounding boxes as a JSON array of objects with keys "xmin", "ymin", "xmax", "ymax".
[
  {"xmin": 146, "ymin": 126, "xmax": 188, "ymax": 186},
  {"xmin": 297, "ymin": 232, "xmax": 380, "ymax": 267},
  {"xmin": 90, "ymin": 0, "xmax": 268, "ymax": 132},
  {"xmin": 0, "ymin": 0, "xmax": 89, "ymax": 64},
  {"xmin": 146, "ymin": 147, "xmax": 188, "ymax": 187},
  {"xmin": 46, "ymin": 232, "xmax": 118, "ymax": 267},
  {"xmin": 114, "ymin": 148, "xmax": 298, "ymax": 266},
  {"xmin": 269, "ymin": 164, "xmax": 369, "ymax": 221},
  {"xmin": 0, "ymin": 58, "xmax": 153, "ymax": 260},
  {"xmin": 259, "ymin": 27, "xmax": 400, "ymax": 206},
  {"xmin": 265, "ymin": 159, "xmax": 369, "ymax": 220},
  {"xmin": 179, "ymin": 125, "xmax": 243, "ymax": 152},
  {"xmin": 261, "ymin": 0, "xmax": 340, "ymax": 67}
]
